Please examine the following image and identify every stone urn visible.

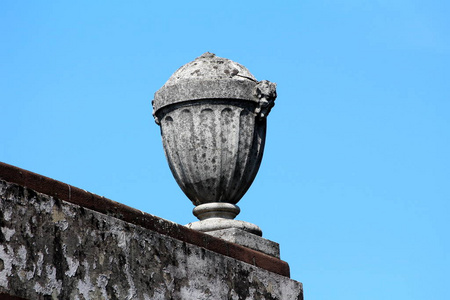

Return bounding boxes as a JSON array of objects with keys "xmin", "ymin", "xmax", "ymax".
[{"xmin": 153, "ymin": 52, "xmax": 276, "ymax": 236}]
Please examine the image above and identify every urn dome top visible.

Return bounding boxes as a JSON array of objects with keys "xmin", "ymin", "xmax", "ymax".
[
  {"xmin": 163, "ymin": 52, "xmax": 257, "ymax": 87},
  {"xmin": 153, "ymin": 52, "xmax": 263, "ymax": 116}
]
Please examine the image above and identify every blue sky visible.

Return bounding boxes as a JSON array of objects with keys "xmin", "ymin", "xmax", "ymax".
[{"xmin": 1, "ymin": 1, "xmax": 449, "ymax": 299}]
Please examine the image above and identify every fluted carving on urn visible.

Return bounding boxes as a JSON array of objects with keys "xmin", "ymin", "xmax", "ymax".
[
  {"xmin": 153, "ymin": 53, "xmax": 276, "ymax": 235},
  {"xmin": 159, "ymin": 101, "xmax": 265, "ymax": 206}
]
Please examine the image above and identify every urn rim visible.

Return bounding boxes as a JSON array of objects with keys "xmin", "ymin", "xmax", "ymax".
[{"xmin": 153, "ymin": 52, "xmax": 260, "ymax": 115}]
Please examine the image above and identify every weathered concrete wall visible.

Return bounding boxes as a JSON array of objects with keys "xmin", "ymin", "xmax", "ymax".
[{"xmin": 0, "ymin": 174, "xmax": 303, "ymax": 299}]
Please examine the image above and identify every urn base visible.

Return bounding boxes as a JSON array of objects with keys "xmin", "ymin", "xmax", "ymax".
[
  {"xmin": 187, "ymin": 218, "xmax": 262, "ymax": 236},
  {"xmin": 187, "ymin": 202, "xmax": 262, "ymax": 236}
]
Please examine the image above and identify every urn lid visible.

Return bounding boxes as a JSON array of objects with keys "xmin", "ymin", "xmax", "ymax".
[
  {"xmin": 163, "ymin": 52, "xmax": 257, "ymax": 86},
  {"xmin": 153, "ymin": 52, "xmax": 259, "ymax": 115}
]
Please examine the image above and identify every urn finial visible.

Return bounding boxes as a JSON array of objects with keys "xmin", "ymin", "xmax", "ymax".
[{"xmin": 153, "ymin": 53, "xmax": 276, "ymax": 236}]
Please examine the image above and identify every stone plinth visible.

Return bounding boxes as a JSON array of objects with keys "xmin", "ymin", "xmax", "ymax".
[{"xmin": 204, "ymin": 228, "xmax": 281, "ymax": 258}]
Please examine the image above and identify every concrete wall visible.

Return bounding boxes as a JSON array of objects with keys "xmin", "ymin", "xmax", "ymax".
[{"xmin": 0, "ymin": 163, "xmax": 303, "ymax": 299}]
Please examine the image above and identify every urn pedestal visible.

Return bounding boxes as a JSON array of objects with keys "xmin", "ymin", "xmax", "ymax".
[{"xmin": 153, "ymin": 53, "xmax": 276, "ymax": 244}]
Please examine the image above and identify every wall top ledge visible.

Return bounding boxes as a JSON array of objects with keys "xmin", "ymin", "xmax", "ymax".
[{"xmin": 0, "ymin": 161, "xmax": 290, "ymax": 277}]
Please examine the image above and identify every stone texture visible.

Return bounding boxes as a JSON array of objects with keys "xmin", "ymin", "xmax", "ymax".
[
  {"xmin": 204, "ymin": 228, "xmax": 281, "ymax": 259},
  {"xmin": 0, "ymin": 176, "xmax": 303, "ymax": 299}
]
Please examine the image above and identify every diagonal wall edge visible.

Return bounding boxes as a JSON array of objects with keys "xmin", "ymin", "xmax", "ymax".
[{"xmin": 0, "ymin": 161, "xmax": 290, "ymax": 277}]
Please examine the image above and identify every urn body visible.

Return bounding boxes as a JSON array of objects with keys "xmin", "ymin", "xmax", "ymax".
[{"xmin": 156, "ymin": 100, "xmax": 266, "ymax": 206}]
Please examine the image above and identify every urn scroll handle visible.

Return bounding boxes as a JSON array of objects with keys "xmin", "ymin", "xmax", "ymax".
[{"xmin": 253, "ymin": 80, "xmax": 277, "ymax": 120}]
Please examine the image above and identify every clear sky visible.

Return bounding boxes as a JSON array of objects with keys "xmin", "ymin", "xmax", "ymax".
[{"xmin": 1, "ymin": 1, "xmax": 449, "ymax": 299}]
